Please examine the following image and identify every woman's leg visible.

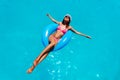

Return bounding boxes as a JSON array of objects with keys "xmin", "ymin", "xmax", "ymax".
[
  {"xmin": 27, "ymin": 42, "xmax": 55, "ymax": 73},
  {"xmin": 34, "ymin": 43, "xmax": 55, "ymax": 66}
]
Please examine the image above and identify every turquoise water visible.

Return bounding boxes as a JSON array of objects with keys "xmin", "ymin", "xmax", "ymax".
[{"xmin": 0, "ymin": 0, "xmax": 120, "ymax": 80}]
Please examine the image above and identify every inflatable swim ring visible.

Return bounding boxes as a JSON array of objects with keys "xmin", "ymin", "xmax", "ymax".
[{"xmin": 41, "ymin": 24, "xmax": 72, "ymax": 51}]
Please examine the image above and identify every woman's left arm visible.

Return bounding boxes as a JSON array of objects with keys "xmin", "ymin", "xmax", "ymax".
[{"xmin": 69, "ymin": 26, "xmax": 92, "ymax": 39}]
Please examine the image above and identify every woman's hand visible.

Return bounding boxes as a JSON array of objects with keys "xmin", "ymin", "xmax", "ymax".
[
  {"xmin": 86, "ymin": 35, "xmax": 92, "ymax": 39},
  {"xmin": 46, "ymin": 13, "xmax": 50, "ymax": 17}
]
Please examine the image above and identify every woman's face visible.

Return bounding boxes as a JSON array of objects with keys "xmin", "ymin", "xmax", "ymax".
[{"xmin": 64, "ymin": 16, "xmax": 70, "ymax": 22}]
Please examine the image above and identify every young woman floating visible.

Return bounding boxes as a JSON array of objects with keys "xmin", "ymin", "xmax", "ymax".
[{"xmin": 27, "ymin": 13, "xmax": 91, "ymax": 73}]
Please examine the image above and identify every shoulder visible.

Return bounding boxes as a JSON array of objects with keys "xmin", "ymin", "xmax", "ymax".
[
  {"xmin": 68, "ymin": 26, "xmax": 72, "ymax": 29},
  {"xmin": 59, "ymin": 22, "xmax": 62, "ymax": 24},
  {"xmin": 58, "ymin": 22, "xmax": 62, "ymax": 25},
  {"xmin": 55, "ymin": 21, "xmax": 61, "ymax": 25}
]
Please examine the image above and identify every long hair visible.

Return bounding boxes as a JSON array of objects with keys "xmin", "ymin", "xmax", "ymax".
[{"xmin": 62, "ymin": 16, "xmax": 71, "ymax": 26}]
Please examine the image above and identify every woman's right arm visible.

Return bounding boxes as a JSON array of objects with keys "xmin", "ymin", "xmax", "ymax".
[{"xmin": 46, "ymin": 14, "xmax": 60, "ymax": 24}]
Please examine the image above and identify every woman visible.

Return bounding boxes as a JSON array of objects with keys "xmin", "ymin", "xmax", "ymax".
[{"xmin": 27, "ymin": 13, "xmax": 91, "ymax": 73}]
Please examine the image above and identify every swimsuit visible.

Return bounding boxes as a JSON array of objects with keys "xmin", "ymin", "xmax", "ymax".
[
  {"xmin": 49, "ymin": 25, "xmax": 68, "ymax": 42},
  {"xmin": 50, "ymin": 35, "xmax": 59, "ymax": 42},
  {"xmin": 57, "ymin": 25, "xmax": 68, "ymax": 34}
]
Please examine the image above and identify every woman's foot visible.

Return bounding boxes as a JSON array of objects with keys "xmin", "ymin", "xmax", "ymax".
[
  {"xmin": 27, "ymin": 61, "xmax": 38, "ymax": 74},
  {"xmin": 27, "ymin": 66, "xmax": 35, "ymax": 74}
]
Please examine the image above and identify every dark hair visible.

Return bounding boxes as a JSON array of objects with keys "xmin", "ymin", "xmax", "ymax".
[{"xmin": 62, "ymin": 16, "xmax": 71, "ymax": 26}]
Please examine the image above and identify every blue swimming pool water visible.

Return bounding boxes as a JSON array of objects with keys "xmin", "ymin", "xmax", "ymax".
[{"xmin": 0, "ymin": 0, "xmax": 120, "ymax": 80}]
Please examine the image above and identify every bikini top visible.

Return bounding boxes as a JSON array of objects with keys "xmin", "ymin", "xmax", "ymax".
[{"xmin": 57, "ymin": 25, "xmax": 68, "ymax": 34}]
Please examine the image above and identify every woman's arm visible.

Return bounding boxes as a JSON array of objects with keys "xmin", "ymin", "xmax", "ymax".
[
  {"xmin": 46, "ymin": 13, "xmax": 60, "ymax": 24},
  {"xmin": 70, "ymin": 26, "xmax": 91, "ymax": 39}
]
